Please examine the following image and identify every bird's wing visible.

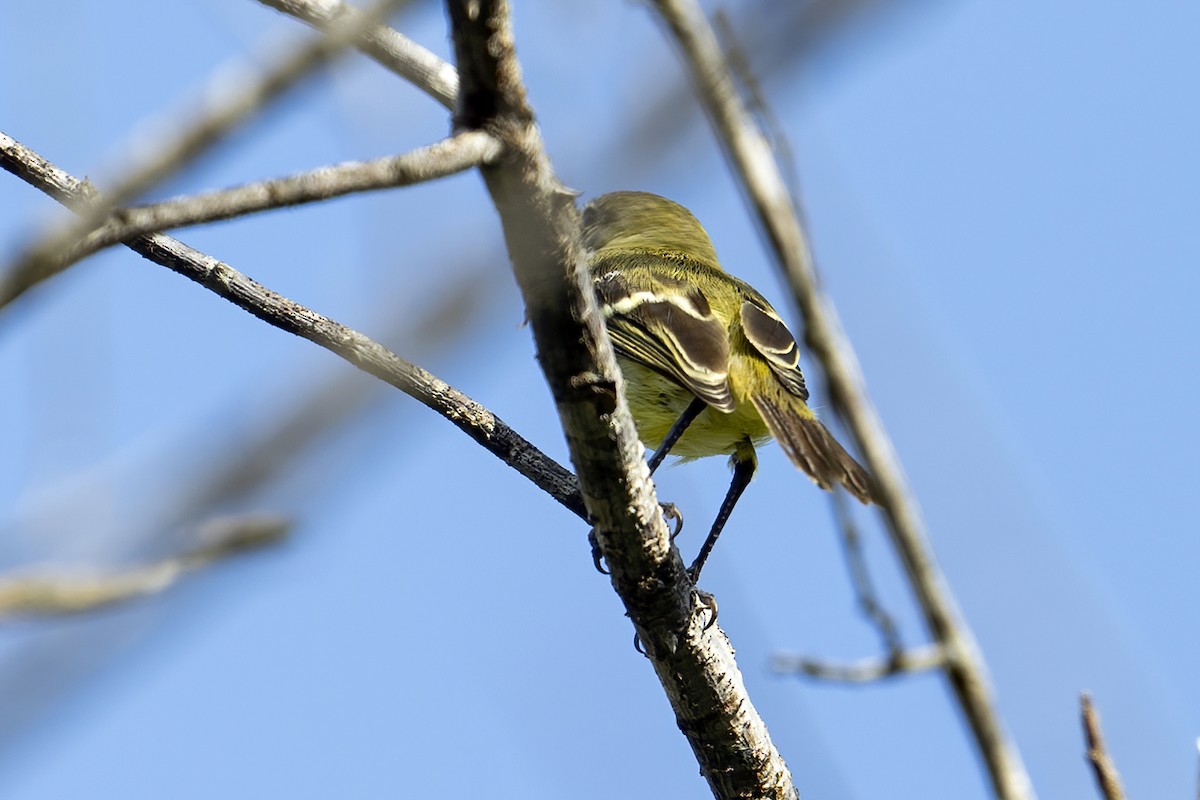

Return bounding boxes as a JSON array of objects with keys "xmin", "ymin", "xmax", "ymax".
[
  {"xmin": 594, "ymin": 266, "xmax": 735, "ymax": 413},
  {"xmin": 740, "ymin": 299, "xmax": 810, "ymax": 401}
]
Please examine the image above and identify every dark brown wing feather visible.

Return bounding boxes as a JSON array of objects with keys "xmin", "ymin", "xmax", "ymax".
[
  {"xmin": 740, "ymin": 300, "xmax": 808, "ymax": 400},
  {"xmin": 752, "ymin": 394, "xmax": 875, "ymax": 504}
]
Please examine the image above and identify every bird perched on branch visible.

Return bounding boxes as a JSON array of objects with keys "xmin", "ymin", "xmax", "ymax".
[{"xmin": 582, "ymin": 191, "xmax": 877, "ymax": 581}]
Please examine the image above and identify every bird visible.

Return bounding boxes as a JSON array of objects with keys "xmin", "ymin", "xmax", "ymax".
[{"xmin": 581, "ymin": 191, "xmax": 877, "ymax": 581}]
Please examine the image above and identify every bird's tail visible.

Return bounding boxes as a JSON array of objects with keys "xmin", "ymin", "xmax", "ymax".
[{"xmin": 752, "ymin": 395, "xmax": 877, "ymax": 504}]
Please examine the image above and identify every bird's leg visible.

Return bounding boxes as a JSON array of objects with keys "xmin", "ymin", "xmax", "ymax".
[
  {"xmin": 647, "ymin": 397, "xmax": 706, "ymax": 475},
  {"xmin": 688, "ymin": 442, "xmax": 757, "ymax": 583},
  {"xmin": 591, "ymin": 393, "xmax": 699, "ymax": 575},
  {"xmin": 645, "ymin": 398, "xmax": 703, "ymax": 549}
]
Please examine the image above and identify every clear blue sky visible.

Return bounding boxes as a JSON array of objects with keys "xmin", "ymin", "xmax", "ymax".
[{"xmin": 1, "ymin": 1, "xmax": 1196, "ymax": 798}]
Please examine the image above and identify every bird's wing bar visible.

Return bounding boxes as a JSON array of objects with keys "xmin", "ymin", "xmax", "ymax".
[{"xmin": 595, "ymin": 269, "xmax": 735, "ymax": 413}]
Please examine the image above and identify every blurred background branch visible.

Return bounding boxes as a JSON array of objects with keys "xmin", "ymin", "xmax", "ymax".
[
  {"xmin": 1, "ymin": 0, "xmax": 407, "ymax": 306},
  {"xmin": 257, "ymin": 0, "xmax": 458, "ymax": 107},
  {"xmin": 772, "ymin": 643, "xmax": 945, "ymax": 682},
  {"xmin": 1080, "ymin": 693, "xmax": 1126, "ymax": 800},
  {"xmin": 0, "ymin": 516, "xmax": 289, "ymax": 618}
]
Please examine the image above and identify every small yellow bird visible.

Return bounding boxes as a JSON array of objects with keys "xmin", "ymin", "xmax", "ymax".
[{"xmin": 582, "ymin": 191, "xmax": 876, "ymax": 580}]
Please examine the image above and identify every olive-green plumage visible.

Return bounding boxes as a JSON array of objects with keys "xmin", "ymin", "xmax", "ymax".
[{"xmin": 582, "ymin": 191, "xmax": 876, "ymax": 509}]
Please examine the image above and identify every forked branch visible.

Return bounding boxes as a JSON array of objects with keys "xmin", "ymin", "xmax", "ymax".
[
  {"xmin": 0, "ymin": 130, "xmax": 585, "ymax": 521},
  {"xmin": 3, "ymin": 0, "xmax": 407, "ymax": 302}
]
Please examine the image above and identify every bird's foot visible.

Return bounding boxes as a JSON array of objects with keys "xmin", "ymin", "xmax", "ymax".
[
  {"xmin": 587, "ymin": 528, "xmax": 609, "ymax": 575},
  {"xmin": 692, "ymin": 586, "xmax": 719, "ymax": 631},
  {"xmin": 660, "ymin": 502, "xmax": 683, "ymax": 540}
]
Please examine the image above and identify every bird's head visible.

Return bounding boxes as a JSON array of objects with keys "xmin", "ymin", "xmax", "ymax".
[{"xmin": 581, "ymin": 191, "xmax": 720, "ymax": 265}]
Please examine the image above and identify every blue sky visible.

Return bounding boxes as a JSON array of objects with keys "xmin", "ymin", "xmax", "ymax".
[{"xmin": 1, "ymin": 1, "xmax": 1197, "ymax": 798}]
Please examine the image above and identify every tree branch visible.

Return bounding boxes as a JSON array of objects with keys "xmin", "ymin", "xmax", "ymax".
[
  {"xmin": 1080, "ymin": 693, "xmax": 1127, "ymax": 800},
  {"xmin": 830, "ymin": 490, "xmax": 904, "ymax": 658},
  {"xmin": 772, "ymin": 644, "xmax": 946, "ymax": 683},
  {"xmin": 446, "ymin": 3, "xmax": 798, "ymax": 798},
  {"xmin": 646, "ymin": 2, "xmax": 1035, "ymax": 798},
  {"xmin": 0, "ymin": 515, "xmax": 288, "ymax": 618},
  {"xmin": 51, "ymin": 131, "xmax": 500, "ymax": 272},
  {"xmin": 0, "ymin": 129, "xmax": 586, "ymax": 521},
  {"xmin": 3, "ymin": 0, "xmax": 407, "ymax": 301},
  {"xmin": 256, "ymin": 0, "xmax": 458, "ymax": 109}
]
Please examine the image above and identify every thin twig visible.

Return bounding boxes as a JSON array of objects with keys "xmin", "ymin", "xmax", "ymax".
[
  {"xmin": 1081, "ymin": 693, "xmax": 1127, "ymax": 800},
  {"xmin": 772, "ymin": 644, "xmax": 946, "ymax": 682},
  {"xmin": 257, "ymin": 0, "xmax": 458, "ymax": 108},
  {"xmin": 57, "ymin": 131, "xmax": 501, "ymax": 269},
  {"xmin": 830, "ymin": 490, "xmax": 903, "ymax": 658},
  {"xmin": 0, "ymin": 515, "xmax": 288, "ymax": 618},
  {"xmin": 0, "ymin": 129, "xmax": 586, "ymax": 521},
  {"xmin": 647, "ymin": 2, "xmax": 1035, "ymax": 798},
  {"xmin": 3, "ymin": 0, "xmax": 406, "ymax": 300}
]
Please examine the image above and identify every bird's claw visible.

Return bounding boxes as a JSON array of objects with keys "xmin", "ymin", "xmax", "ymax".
[
  {"xmin": 587, "ymin": 529, "xmax": 609, "ymax": 575},
  {"xmin": 686, "ymin": 560, "xmax": 718, "ymax": 630},
  {"xmin": 660, "ymin": 502, "xmax": 683, "ymax": 540},
  {"xmin": 693, "ymin": 588, "xmax": 719, "ymax": 631}
]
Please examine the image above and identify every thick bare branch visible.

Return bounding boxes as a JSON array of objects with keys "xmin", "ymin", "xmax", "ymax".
[
  {"xmin": 647, "ymin": 2, "xmax": 1035, "ymax": 798},
  {"xmin": 59, "ymin": 131, "xmax": 501, "ymax": 268},
  {"xmin": 1080, "ymin": 693, "xmax": 1127, "ymax": 800},
  {"xmin": 3, "ymin": 0, "xmax": 406, "ymax": 301},
  {"xmin": 257, "ymin": 0, "xmax": 458, "ymax": 108},
  {"xmin": 0, "ymin": 129, "xmax": 585, "ymax": 521},
  {"xmin": 772, "ymin": 644, "xmax": 946, "ymax": 683},
  {"xmin": 446, "ymin": 3, "xmax": 797, "ymax": 798},
  {"xmin": 0, "ymin": 515, "xmax": 288, "ymax": 618}
]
